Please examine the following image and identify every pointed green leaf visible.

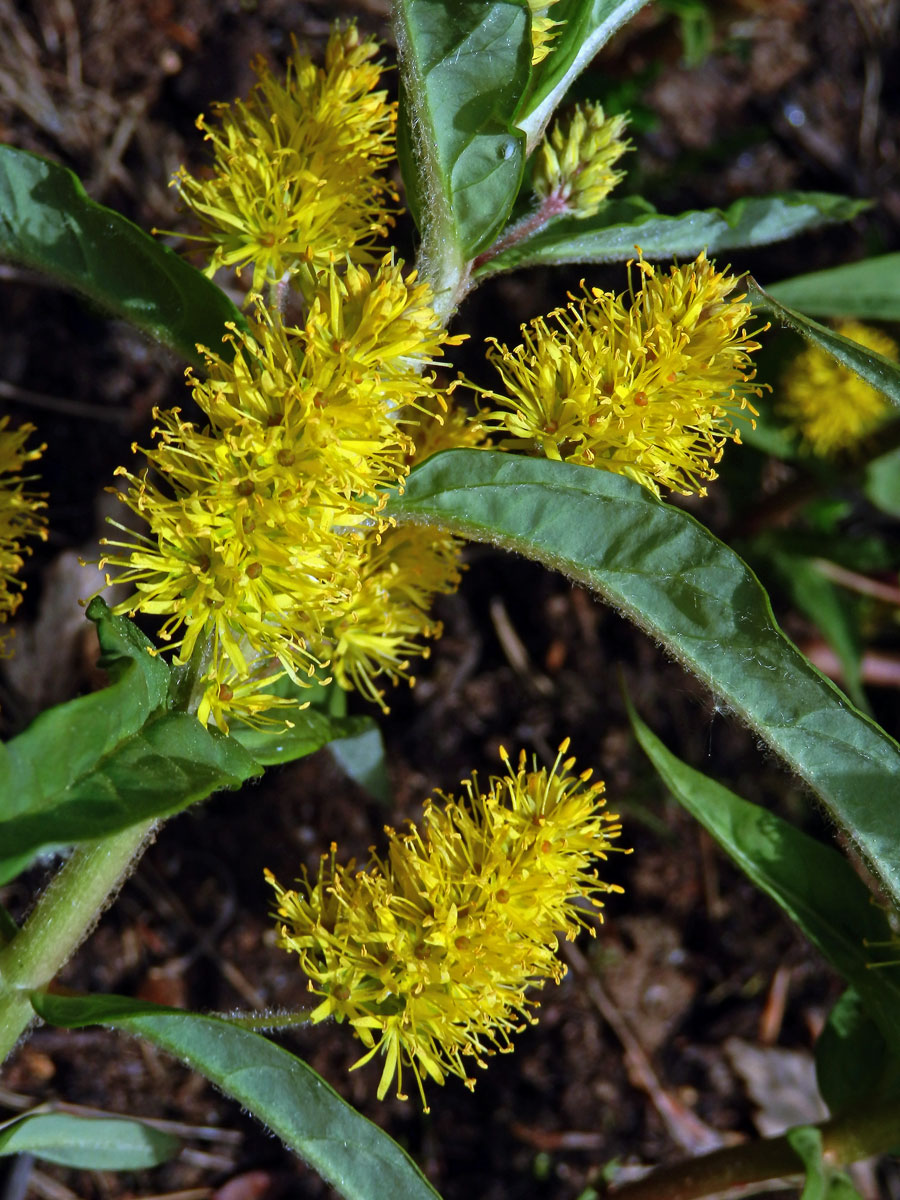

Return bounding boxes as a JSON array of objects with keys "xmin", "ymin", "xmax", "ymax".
[
  {"xmin": 395, "ymin": 0, "xmax": 531, "ymax": 260},
  {"xmin": 329, "ymin": 722, "xmax": 392, "ymax": 805},
  {"xmin": 748, "ymin": 279, "xmax": 900, "ymax": 407},
  {"xmin": 0, "ymin": 713, "xmax": 261, "ymax": 880},
  {"xmin": 0, "ymin": 145, "xmax": 246, "ymax": 366},
  {"xmin": 0, "ymin": 599, "xmax": 168, "ymax": 827},
  {"xmin": 0, "ymin": 1112, "xmax": 179, "ymax": 1170},
  {"xmin": 626, "ymin": 701, "xmax": 900, "ymax": 1057},
  {"xmin": 0, "ymin": 597, "xmax": 263, "ymax": 881},
  {"xmin": 385, "ymin": 450, "xmax": 900, "ymax": 910},
  {"xmin": 517, "ymin": 0, "xmax": 652, "ymax": 147},
  {"xmin": 476, "ymin": 193, "xmax": 868, "ymax": 277},
  {"xmin": 230, "ymin": 709, "xmax": 376, "ymax": 768},
  {"xmin": 816, "ymin": 988, "xmax": 900, "ymax": 1116},
  {"xmin": 32, "ymin": 994, "xmax": 442, "ymax": 1200},
  {"xmin": 768, "ymin": 254, "xmax": 900, "ymax": 321}
]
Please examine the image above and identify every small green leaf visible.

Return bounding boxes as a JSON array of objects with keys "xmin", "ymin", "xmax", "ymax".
[
  {"xmin": 748, "ymin": 279, "xmax": 900, "ymax": 408},
  {"xmin": 517, "ymin": 0, "xmax": 652, "ymax": 146},
  {"xmin": 329, "ymin": 722, "xmax": 392, "ymax": 805},
  {"xmin": 395, "ymin": 0, "xmax": 531, "ymax": 259},
  {"xmin": 0, "ymin": 713, "xmax": 261, "ymax": 878},
  {"xmin": 476, "ymin": 193, "xmax": 867, "ymax": 277},
  {"xmin": 768, "ymin": 254, "xmax": 900, "ymax": 321},
  {"xmin": 33, "ymin": 994, "xmax": 442, "ymax": 1200},
  {"xmin": 230, "ymin": 709, "xmax": 376, "ymax": 768},
  {"xmin": 626, "ymin": 701, "xmax": 900, "ymax": 1058},
  {"xmin": 864, "ymin": 446, "xmax": 900, "ymax": 518},
  {"xmin": 787, "ymin": 1127, "xmax": 863, "ymax": 1200},
  {"xmin": 816, "ymin": 988, "xmax": 900, "ymax": 1116},
  {"xmin": 386, "ymin": 450, "xmax": 900, "ymax": 911},
  {"xmin": 0, "ymin": 145, "xmax": 246, "ymax": 366},
  {"xmin": 0, "ymin": 1112, "xmax": 179, "ymax": 1170}
]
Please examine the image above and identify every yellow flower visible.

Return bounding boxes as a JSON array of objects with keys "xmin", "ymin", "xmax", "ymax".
[
  {"xmin": 533, "ymin": 103, "xmax": 631, "ymax": 219},
  {"xmin": 0, "ymin": 418, "xmax": 47, "ymax": 650},
  {"xmin": 528, "ymin": 0, "xmax": 564, "ymax": 64},
  {"xmin": 325, "ymin": 523, "xmax": 463, "ymax": 706},
  {"xmin": 267, "ymin": 739, "xmax": 626, "ymax": 1108},
  {"xmin": 101, "ymin": 260, "xmax": 462, "ymax": 728},
  {"xmin": 484, "ymin": 252, "xmax": 762, "ymax": 497},
  {"xmin": 322, "ymin": 394, "xmax": 488, "ymax": 707},
  {"xmin": 172, "ymin": 24, "xmax": 396, "ymax": 292},
  {"xmin": 776, "ymin": 320, "xmax": 898, "ymax": 457}
]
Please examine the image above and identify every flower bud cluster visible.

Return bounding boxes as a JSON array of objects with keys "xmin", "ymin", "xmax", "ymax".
[{"xmin": 533, "ymin": 102, "xmax": 631, "ymax": 219}]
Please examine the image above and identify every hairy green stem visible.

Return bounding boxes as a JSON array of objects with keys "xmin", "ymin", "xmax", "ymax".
[
  {"xmin": 0, "ymin": 819, "xmax": 157, "ymax": 1063},
  {"xmin": 215, "ymin": 1009, "xmax": 314, "ymax": 1032},
  {"xmin": 610, "ymin": 1098, "xmax": 900, "ymax": 1200}
]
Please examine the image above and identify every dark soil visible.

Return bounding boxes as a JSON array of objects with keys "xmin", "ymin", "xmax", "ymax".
[{"xmin": 2, "ymin": 2, "xmax": 900, "ymax": 1199}]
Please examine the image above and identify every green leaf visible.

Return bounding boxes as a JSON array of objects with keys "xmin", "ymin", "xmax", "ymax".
[
  {"xmin": 0, "ymin": 713, "xmax": 261, "ymax": 879},
  {"xmin": 816, "ymin": 988, "xmax": 900, "ymax": 1116},
  {"xmin": 476, "ymin": 193, "xmax": 868, "ymax": 277},
  {"xmin": 517, "ymin": 0, "xmax": 652, "ymax": 147},
  {"xmin": 230, "ymin": 709, "xmax": 376, "ymax": 768},
  {"xmin": 787, "ymin": 1126, "xmax": 863, "ymax": 1200},
  {"xmin": 626, "ymin": 701, "xmax": 900, "ymax": 1058},
  {"xmin": 0, "ymin": 1112, "xmax": 179, "ymax": 1170},
  {"xmin": 0, "ymin": 600, "xmax": 168, "ymax": 850},
  {"xmin": 385, "ymin": 450, "xmax": 900, "ymax": 910},
  {"xmin": 0, "ymin": 145, "xmax": 246, "ymax": 367},
  {"xmin": 395, "ymin": 0, "xmax": 531, "ymax": 260},
  {"xmin": 33, "ymin": 994, "xmax": 442, "ymax": 1200},
  {"xmin": 768, "ymin": 254, "xmax": 900, "ymax": 321},
  {"xmin": 748, "ymin": 278, "xmax": 900, "ymax": 408},
  {"xmin": 329, "ymin": 722, "xmax": 392, "ymax": 805},
  {"xmin": 864, "ymin": 446, "xmax": 900, "ymax": 518}
]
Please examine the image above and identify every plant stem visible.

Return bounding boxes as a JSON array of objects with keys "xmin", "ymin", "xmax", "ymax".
[
  {"xmin": 215, "ymin": 1009, "xmax": 314, "ymax": 1032},
  {"xmin": 609, "ymin": 1098, "xmax": 900, "ymax": 1200},
  {"xmin": 0, "ymin": 819, "xmax": 157, "ymax": 1063}
]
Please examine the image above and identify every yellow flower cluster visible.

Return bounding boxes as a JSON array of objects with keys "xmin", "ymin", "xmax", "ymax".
[
  {"xmin": 485, "ymin": 252, "xmax": 762, "ymax": 496},
  {"xmin": 173, "ymin": 25, "xmax": 397, "ymax": 293},
  {"xmin": 777, "ymin": 320, "xmax": 898, "ymax": 457},
  {"xmin": 102, "ymin": 24, "xmax": 486, "ymax": 729},
  {"xmin": 528, "ymin": 0, "xmax": 564, "ymax": 64},
  {"xmin": 102, "ymin": 257, "xmax": 467, "ymax": 728},
  {"xmin": 0, "ymin": 418, "xmax": 47, "ymax": 651},
  {"xmin": 267, "ymin": 740, "xmax": 625, "ymax": 1107},
  {"xmin": 533, "ymin": 102, "xmax": 631, "ymax": 219}
]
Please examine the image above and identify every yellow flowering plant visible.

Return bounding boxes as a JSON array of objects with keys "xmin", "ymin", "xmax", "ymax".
[{"xmin": 1, "ymin": 3, "xmax": 900, "ymax": 1199}]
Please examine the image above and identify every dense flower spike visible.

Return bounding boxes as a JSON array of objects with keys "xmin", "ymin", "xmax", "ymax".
[
  {"xmin": 528, "ymin": 0, "xmax": 564, "ymax": 64},
  {"xmin": 0, "ymin": 419, "xmax": 47, "ymax": 651},
  {"xmin": 267, "ymin": 740, "xmax": 625, "ymax": 1107},
  {"xmin": 776, "ymin": 320, "xmax": 898, "ymax": 457},
  {"xmin": 100, "ymin": 258, "xmax": 466, "ymax": 728},
  {"xmin": 172, "ymin": 24, "xmax": 396, "ymax": 292},
  {"xmin": 533, "ymin": 102, "xmax": 631, "ymax": 219},
  {"xmin": 485, "ymin": 252, "xmax": 762, "ymax": 497},
  {"xmin": 324, "ymin": 396, "xmax": 487, "ymax": 705}
]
